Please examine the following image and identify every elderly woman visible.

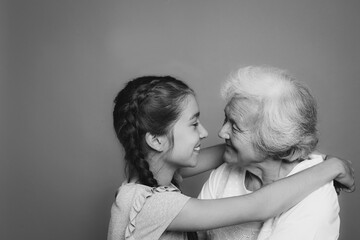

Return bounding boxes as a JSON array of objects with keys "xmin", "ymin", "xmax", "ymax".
[{"xmin": 199, "ymin": 66, "xmax": 341, "ymax": 240}]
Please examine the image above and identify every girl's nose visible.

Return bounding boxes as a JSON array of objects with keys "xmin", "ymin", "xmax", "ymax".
[{"xmin": 199, "ymin": 123, "xmax": 208, "ymax": 139}]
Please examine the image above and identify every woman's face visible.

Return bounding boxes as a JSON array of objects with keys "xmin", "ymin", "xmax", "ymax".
[
  {"xmin": 218, "ymin": 97, "xmax": 264, "ymax": 167},
  {"xmin": 166, "ymin": 95, "xmax": 208, "ymax": 168}
]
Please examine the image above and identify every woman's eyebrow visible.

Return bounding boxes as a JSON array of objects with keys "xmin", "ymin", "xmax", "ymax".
[{"xmin": 224, "ymin": 109, "xmax": 235, "ymax": 122}]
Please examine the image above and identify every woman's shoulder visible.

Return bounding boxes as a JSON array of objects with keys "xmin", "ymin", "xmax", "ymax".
[
  {"xmin": 290, "ymin": 154, "xmax": 324, "ymax": 174},
  {"xmin": 210, "ymin": 163, "xmax": 246, "ymax": 180}
]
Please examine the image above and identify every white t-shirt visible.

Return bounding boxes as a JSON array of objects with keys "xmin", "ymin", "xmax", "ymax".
[
  {"xmin": 198, "ymin": 154, "xmax": 340, "ymax": 240},
  {"xmin": 198, "ymin": 164, "xmax": 262, "ymax": 240}
]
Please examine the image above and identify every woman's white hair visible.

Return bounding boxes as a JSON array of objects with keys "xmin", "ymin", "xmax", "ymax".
[{"xmin": 221, "ymin": 66, "xmax": 318, "ymax": 162}]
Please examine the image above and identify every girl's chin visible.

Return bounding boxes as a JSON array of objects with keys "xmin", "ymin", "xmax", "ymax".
[
  {"xmin": 185, "ymin": 160, "xmax": 198, "ymax": 168},
  {"xmin": 188, "ymin": 162, "xmax": 197, "ymax": 168},
  {"xmin": 187, "ymin": 155, "xmax": 199, "ymax": 167}
]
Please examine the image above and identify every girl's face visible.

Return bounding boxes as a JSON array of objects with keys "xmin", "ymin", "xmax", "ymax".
[{"xmin": 166, "ymin": 95, "xmax": 208, "ymax": 168}]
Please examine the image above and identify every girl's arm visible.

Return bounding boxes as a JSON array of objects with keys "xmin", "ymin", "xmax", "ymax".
[
  {"xmin": 312, "ymin": 149, "xmax": 352, "ymax": 194},
  {"xmin": 179, "ymin": 144, "xmax": 225, "ymax": 178},
  {"xmin": 169, "ymin": 157, "xmax": 355, "ymax": 231}
]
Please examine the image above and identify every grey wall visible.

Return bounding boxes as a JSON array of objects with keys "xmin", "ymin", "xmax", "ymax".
[
  {"xmin": 5, "ymin": 0, "xmax": 360, "ymax": 239},
  {"xmin": 2, "ymin": 0, "xmax": 9, "ymax": 239}
]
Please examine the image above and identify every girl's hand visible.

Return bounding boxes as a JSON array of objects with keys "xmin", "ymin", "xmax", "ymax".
[{"xmin": 326, "ymin": 155, "xmax": 356, "ymax": 194}]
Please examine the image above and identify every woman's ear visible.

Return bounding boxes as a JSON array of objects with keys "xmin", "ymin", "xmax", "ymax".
[{"xmin": 145, "ymin": 132, "xmax": 168, "ymax": 152}]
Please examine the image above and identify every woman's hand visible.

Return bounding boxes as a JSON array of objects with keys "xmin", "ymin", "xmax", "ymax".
[{"xmin": 326, "ymin": 155, "xmax": 356, "ymax": 194}]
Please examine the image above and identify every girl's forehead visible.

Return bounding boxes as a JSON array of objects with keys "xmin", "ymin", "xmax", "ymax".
[{"xmin": 179, "ymin": 94, "xmax": 199, "ymax": 119}]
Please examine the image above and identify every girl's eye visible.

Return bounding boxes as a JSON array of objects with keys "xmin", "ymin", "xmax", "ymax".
[{"xmin": 193, "ymin": 121, "xmax": 199, "ymax": 128}]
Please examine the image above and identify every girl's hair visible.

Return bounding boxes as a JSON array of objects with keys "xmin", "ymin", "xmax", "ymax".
[
  {"xmin": 221, "ymin": 66, "xmax": 318, "ymax": 162},
  {"xmin": 113, "ymin": 76, "xmax": 195, "ymax": 187}
]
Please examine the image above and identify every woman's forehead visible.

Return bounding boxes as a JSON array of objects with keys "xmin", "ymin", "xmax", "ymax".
[{"xmin": 226, "ymin": 97, "xmax": 259, "ymax": 124}]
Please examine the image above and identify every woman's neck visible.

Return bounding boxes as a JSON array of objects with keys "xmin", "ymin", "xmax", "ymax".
[{"xmin": 244, "ymin": 158, "xmax": 299, "ymax": 191}]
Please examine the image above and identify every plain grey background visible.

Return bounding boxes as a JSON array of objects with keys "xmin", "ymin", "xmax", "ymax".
[{"xmin": 3, "ymin": 0, "xmax": 360, "ymax": 239}]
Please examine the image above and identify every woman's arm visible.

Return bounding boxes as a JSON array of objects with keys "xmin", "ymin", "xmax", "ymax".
[
  {"xmin": 168, "ymin": 157, "xmax": 355, "ymax": 231},
  {"xmin": 179, "ymin": 144, "xmax": 225, "ymax": 178}
]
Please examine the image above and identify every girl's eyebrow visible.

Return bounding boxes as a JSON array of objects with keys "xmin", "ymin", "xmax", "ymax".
[{"xmin": 189, "ymin": 112, "xmax": 200, "ymax": 121}]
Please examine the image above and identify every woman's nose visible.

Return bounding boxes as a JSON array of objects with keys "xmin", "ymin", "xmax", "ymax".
[{"xmin": 218, "ymin": 123, "xmax": 230, "ymax": 139}]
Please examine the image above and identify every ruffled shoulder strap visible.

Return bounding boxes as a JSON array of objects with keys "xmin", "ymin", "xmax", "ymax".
[{"xmin": 125, "ymin": 184, "xmax": 180, "ymax": 239}]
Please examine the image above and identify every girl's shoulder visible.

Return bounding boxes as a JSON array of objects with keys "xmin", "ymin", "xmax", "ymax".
[
  {"xmin": 113, "ymin": 182, "xmax": 190, "ymax": 239},
  {"xmin": 115, "ymin": 182, "xmax": 188, "ymax": 206},
  {"xmin": 115, "ymin": 182, "xmax": 152, "ymax": 205},
  {"xmin": 118, "ymin": 181, "xmax": 182, "ymax": 193}
]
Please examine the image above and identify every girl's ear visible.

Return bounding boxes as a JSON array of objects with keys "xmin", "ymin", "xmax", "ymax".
[{"xmin": 145, "ymin": 132, "xmax": 168, "ymax": 152}]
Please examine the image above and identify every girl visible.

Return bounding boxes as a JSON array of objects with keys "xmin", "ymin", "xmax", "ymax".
[{"xmin": 108, "ymin": 76, "xmax": 354, "ymax": 240}]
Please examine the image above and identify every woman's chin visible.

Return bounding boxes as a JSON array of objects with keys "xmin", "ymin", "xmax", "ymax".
[{"xmin": 223, "ymin": 151, "xmax": 237, "ymax": 164}]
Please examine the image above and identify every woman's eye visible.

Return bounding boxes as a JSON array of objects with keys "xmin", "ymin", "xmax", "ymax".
[
  {"xmin": 193, "ymin": 122, "xmax": 199, "ymax": 128},
  {"xmin": 223, "ymin": 117, "xmax": 228, "ymax": 125},
  {"xmin": 232, "ymin": 124, "xmax": 242, "ymax": 133}
]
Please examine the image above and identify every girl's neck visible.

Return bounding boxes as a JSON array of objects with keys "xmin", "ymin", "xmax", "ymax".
[
  {"xmin": 148, "ymin": 155, "xmax": 176, "ymax": 186},
  {"xmin": 153, "ymin": 169, "xmax": 175, "ymax": 186}
]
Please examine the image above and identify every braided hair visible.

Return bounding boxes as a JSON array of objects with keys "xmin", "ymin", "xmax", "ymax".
[{"xmin": 113, "ymin": 76, "xmax": 194, "ymax": 187}]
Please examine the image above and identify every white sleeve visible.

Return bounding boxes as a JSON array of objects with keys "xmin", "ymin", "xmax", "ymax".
[{"xmin": 265, "ymin": 181, "xmax": 340, "ymax": 240}]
